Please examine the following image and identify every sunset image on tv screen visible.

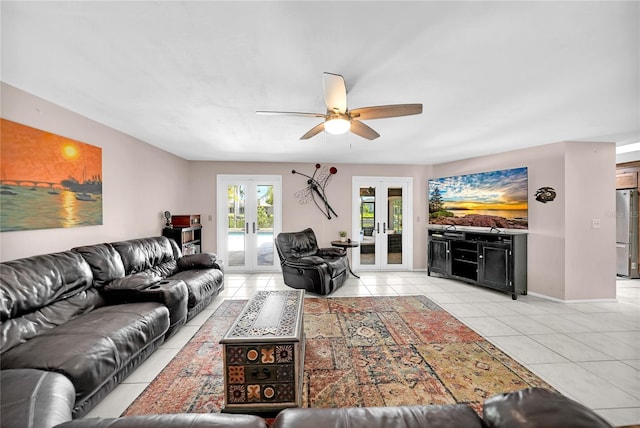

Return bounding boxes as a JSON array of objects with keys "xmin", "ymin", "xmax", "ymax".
[{"xmin": 428, "ymin": 167, "xmax": 528, "ymax": 229}]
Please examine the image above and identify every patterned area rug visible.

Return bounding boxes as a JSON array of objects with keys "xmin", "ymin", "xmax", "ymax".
[{"xmin": 122, "ymin": 295, "xmax": 553, "ymax": 416}]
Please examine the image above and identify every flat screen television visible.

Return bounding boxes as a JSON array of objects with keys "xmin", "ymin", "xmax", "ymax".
[{"xmin": 428, "ymin": 166, "xmax": 528, "ymax": 229}]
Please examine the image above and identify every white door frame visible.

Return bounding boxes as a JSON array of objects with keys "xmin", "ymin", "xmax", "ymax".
[
  {"xmin": 217, "ymin": 174, "xmax": 282, "ymax": 272},
  {"xmin": 351, "ymin": 176, "xmax": 413, "ymax": 271}
]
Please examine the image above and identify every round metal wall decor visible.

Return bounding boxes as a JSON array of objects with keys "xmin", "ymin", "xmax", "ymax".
[{"xmin": 535, "ymin": 187, "xmax": 557, "ymax": 203}]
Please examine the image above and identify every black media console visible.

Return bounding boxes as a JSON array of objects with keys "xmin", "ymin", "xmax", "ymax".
[{"xmin": 427, "ymin": 228, "xmax": 527, "ymax": 300}]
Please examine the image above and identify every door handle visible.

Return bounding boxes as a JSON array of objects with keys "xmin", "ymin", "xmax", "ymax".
[
  {"xmin": 383, "ymin": 222, "xmax": 386, "ymax": 233},
  {"xmin": 245, "ymin": 223, "xmax": 249, "ymax": 234},
  {"xmin": 376, "ymin": 223, "xmax": 380, "ymax": 234},
  {"xmin": 253, "ymin": 222, "xmax": 256, "ymax": 233}
]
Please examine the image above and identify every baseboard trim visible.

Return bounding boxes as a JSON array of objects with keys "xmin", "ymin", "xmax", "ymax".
[{"xmin": 527, "ymin": 291, "xmax": 618, "ymax": 304}]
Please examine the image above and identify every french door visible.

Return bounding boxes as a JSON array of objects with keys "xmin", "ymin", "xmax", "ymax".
[
  {"xmin": 217, "ymin": 175, "xmax": 282, "ymax": 272},
  {"xmin": 352, "ymin": 177, "xmax": 413, "ymax": 271}
]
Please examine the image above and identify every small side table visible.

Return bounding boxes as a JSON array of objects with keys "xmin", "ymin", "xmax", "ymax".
[{"xmin": 330, "ymin": 240, "xmax": 360, "ymax": 278}]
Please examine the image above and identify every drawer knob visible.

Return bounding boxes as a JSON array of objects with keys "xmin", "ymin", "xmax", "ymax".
[{"xmin": 251, "ymin": 368, "xmax": 271, "ymax": 380}]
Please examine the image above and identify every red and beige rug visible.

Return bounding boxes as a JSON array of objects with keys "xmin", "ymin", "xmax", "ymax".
[{"xmin": 122, "ymin": 295, "xmax": 553, "ymax": 416}]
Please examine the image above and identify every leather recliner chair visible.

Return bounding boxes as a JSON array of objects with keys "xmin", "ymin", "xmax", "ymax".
[{"xmin": 275, "ymin": 228, "xmax": 348, "ymax": 295}]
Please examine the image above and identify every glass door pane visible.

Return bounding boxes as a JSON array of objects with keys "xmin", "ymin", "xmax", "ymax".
[
  {"xmin": 227, "ymin": 184, "xmax": 246, "ymax": 267},
  {"xmin": 218, "ymin": 175, "xmax": 282, "ymax": 273},
  {"xmin": 256, "ymin": 184, "xmax": 274, "ymax": 267},
  {"xmin": 353, "ymin": 176, "xmax": 412, "ymax": 272},
  {"xmin": 386, "ymin": 187, "xmax": 403, "ymax": 265},
  {"xmin": 359, "ymin": 186, "xmax": 376, "ymax": 265}
]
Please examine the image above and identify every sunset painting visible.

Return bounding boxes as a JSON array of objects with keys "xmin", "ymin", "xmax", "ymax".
[
  {"xmin": 0, "ymin": 119, "xmax": 102, "ymax": 231},
  {"xmin": 428, "ymin": 167, "xmax": 528, "ymax": 229}
]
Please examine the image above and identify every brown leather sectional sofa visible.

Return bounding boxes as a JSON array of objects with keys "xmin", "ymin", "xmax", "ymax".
[
  {"xmin": 0, "ymin": 237, "xmax": 628, "ymax": 428},
  {"xmin": 0, "ymin": 371, "xmax": 620, "ymax": 428},
  {"xmin": 271, "ymin": 387, "xmax": 619, "ymax": 427},
  {"xmin": 0, "ymin": 236, "xmax": 224, "ymax": 424}
]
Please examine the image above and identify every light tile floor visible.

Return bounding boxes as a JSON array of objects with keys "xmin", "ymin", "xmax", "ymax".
[{"xmin": 86, "ymin": 272, "xmax": 640, "ymax": 426}]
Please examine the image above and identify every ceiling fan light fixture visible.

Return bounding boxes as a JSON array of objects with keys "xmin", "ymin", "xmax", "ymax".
[{"xmin": 324, "ymin": 114, "xmax": 351, "ymax": 135}]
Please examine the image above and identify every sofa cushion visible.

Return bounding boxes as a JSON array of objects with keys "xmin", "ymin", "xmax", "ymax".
[
  {"xmin": 1, "ymin": 369, "xmax": 75, "ymax": 428},
  {"xmin": 1, "ymin": 302, "xmax": 169, "ymax": 404},
  {"xmin": 105, "ymin": 271, "xmax": 162, "ymax": 291},
  {"xmin": 169, "ymin": 268, "xmax": 224, "ymax": 310},
  {"xmin": 72, "ymin": 243, "xmax": 125, "ymax": 287},
  {"xmin": 0, "ymin": 251, "xmax": 99, "ymax": 354},
  {"xmin": 272, "ymin": 405, "xmax": 484, "ymax": 428},
  {"xmin": 111, "ymin": 237, "xmax": 178, "ymax": 278},
  {"xmin": 482, "ymin": 387, "xmax": 613, "ymax": 428}
]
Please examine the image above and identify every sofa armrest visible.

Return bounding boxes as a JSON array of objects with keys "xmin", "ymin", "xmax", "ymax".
[
  {"xmin": 101, "ymin": 275, "xmax": 188, "ymax": 337},
  {"xmin": 285, "ymin": 255, "xmax": 326, "ymax": 266},
  {"xmin": 2, "ymin": 369, "xmax": 75, "ymax": 428},
  {"xmin": 318, "ymin": 247, "xmax": 346, "ymax": 257},
  {"xmin": 177, "ymin": 252, "xmax": 223, "ymax": 272},
  {"xmin": 482, "ymin": 387, "xmax": 613, "ymax": 428},
  {"xmin": 102, "ymin": 272, "xmax": 161, "ymax": 292}
]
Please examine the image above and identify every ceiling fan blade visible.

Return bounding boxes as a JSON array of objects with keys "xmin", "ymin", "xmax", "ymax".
[
  {"xmin": 322, "ymin": 72, "xmax": 347, "ymax": 113},
  {"xmin": 350, "ymin": 120, "xmax": 380, "ymax": 140},
  {"xmin": 350, "ymin": 104, "xmax": 423, "ymax": 120},
  {"xmin": 300, "ymin": 122, "xmax": 326, "ymax": 140},
  {"xmin": 256, "ymin": 110, "xmax": 325, "ymax": 118}
]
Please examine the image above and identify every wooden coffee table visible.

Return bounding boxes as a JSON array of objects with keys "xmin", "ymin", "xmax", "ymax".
[{"xmin": 220, "ymin": 289, "xmax": 305, "ymax": 413}]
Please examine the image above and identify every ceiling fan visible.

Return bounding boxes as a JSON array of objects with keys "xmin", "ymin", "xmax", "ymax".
[{"xmin": 257, "ymin": 72, "xmax": 423, "ymax": 140}]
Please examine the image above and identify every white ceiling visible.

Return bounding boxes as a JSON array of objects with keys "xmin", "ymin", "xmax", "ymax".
[{"xmin": 2, "ymin": 1, "xmax": 638, "ymax": 165}]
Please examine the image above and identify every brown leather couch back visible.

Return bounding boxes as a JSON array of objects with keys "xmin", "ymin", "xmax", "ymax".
[
  {"xmin": 72, "ymin": 243, "xmax": 126, "ymax": 287},
  {"xmin": 111, "ymin": 237, "xmax": 179, "ymax": 278},
  {"xmin": 0, "ymin": 251, "xmax": 100, "ymax": 353},
  {"xmin": 272, "ymin": 405, "xmax": 484, "ymax": 428}
]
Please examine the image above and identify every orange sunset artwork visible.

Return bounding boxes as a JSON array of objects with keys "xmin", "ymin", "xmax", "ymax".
[{"xmin": 0, "ymin": 119, "xmax": 103, "ymax": 231}]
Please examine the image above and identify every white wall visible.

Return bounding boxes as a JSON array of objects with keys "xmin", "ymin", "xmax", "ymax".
[
  {"xmin": 0, "ymin": 83, "xmax": 191, "ymax": 261},
  {"xmin": 1, "ymin": 84, "xmax": 617, "ymax": 301},
  {"xmin": 564, "ymin": 141, "xmax": 616, "ymax": 300},
  {"xmin": 432, "ymin": 141, "xmax": 616, "ymax": 300},
  {"xmin": 187, "ymin": 161, "xmax": 433, "ymax": 271}
]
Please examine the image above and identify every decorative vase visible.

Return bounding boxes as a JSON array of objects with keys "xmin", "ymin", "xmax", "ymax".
[{"xmin": 340, "ymin": 237, "xmax": 347, "ymax": 242}]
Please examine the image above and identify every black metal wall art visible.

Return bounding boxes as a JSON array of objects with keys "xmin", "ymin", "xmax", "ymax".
[
  {"xmin": 292, "ymin": 164, "xmax": 338, "ymax": 219},
  {"xmin": 535, "ymin": 187, "xmax": 557, "ymax": 203}
]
